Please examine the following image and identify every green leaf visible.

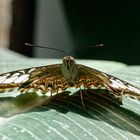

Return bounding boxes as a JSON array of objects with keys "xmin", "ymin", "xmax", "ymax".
[{"xmin": 0, "ymin": 59, "xmax": 140, "ymax": 140}]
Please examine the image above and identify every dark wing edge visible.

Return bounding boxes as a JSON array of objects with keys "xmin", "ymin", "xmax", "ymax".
[{"xmin": 78, "ymin": 64, "xmax": 140, "ymax": 100}]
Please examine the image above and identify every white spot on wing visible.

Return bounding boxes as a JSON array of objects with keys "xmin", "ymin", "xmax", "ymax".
[
  {"xmin": 14, "ymin": 74, "xmax": 29, "ymax": 83},
  {"xmin": 28, "ymin": 68, "xmax": 36, "ymax": 73},
  {"xmin": 110, "ymin": 79, "xmax": 126, "ymax": 89},
  {"xmin": 111, "ymin": 78, "xmax": 140, "ymax": 95},
  {"xmin": 11, "ymin": 73, "xmax": 20, "ymax": 77},
  {"xmin": 5, "ymin": 73, "xmax": 11, "ymax": 76},
  {"xmin": 0, "ymin": 76, "xmax": 7, "ymax": 83},
  {"xmin": 127, "ymin": 85, "xmax": 140, "ymax": 94},
  {"xmin": 3, "ymin": 76, "xmax": 19, "ymax": 83},
  {"xmin": 115, "ymin": 79, "xmax": 126, "ymax": 87}
]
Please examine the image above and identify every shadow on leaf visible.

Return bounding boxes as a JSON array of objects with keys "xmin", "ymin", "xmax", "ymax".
[{"xmin": 0, "ymin": 89, "xmax": 140, "ymax": 136}]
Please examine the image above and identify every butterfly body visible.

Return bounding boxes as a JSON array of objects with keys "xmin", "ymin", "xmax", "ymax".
[
  {"xmin": 0, "ymin": 56, "xmax": 140, "ymax": 103},
  {"xmin": 61, "ymin": 56, "xmax": 78, "ymax": 87}
]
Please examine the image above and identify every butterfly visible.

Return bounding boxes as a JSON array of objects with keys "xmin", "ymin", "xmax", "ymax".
[{"xmin": 0, "ymin": 55, "xmax": 140, "ymax": 107}]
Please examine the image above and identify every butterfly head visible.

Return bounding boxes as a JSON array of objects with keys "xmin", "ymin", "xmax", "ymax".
[{"xmin": 62, "ymin": 56, "xmax": 76, "ymax": 69}]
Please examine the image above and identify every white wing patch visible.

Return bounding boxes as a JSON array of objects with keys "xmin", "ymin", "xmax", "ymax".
[
  {"xmin": 110, "ymin": 77, "xmax": 140, "ymax": 94},
  {"xmin": 110, "ymin": 78, "xmax": 126, "ymax": 89},
  {"xmin": 12, "ymin": 73, "xmax": 21, "ymax": 76},
  {"xmin": 127, "ymin": 85, "xmax": 140, "ymax": 94},
  {"xmin": 28, "ymin": 68, "xmax": 36, "ymax": 73},
  {"xmin": 109, "ymin": 76, "xmax": 140, "ymax": 100},
  {"xmin": 0, "ymin": 73, "xmax": 30, "ymax": 84},
  {"xmin": 12, "ymin": 74, "xmax": 30, "ymax": 83},
  {"xmin": 0, "ymin": 68, "xmax": 37, "ymax": 85},
  {"xmin": 0, "ymin": 76, "xmax": 8, "ymax": 84},
  {"xmin": 3, "ymin": 76, "xmax": 19, "ymax": 84}
]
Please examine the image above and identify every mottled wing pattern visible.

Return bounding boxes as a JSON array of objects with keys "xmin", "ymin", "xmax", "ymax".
[
  {"xmin": 18, "ymin": 64, "xmax": 69, "ymax": 94},
  {"xmin": 0, "ymin": 64, "xmax": 68, "ymax": 94},
  {"xmin": 0, "ymin": 63, "xmax": 140, "ymax": 101},
  {"xmin": 77, "ymin": 64, "xmax": 140, "ymax": 100}
]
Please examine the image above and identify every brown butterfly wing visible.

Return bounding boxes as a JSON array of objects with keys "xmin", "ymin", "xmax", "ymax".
[
  {"xmin": 0, "ymin": 64, "xmax": 68, "ymax": 94},
  {"xmin": 1, "ymin": 62, "xmax": 140, "ymax": 100},
  {"xmin": 77, "ymin": 64, "xmax": 140, "ymax": 100},
  {"xmin": 18, "ymin": 64, "xmax": 69, "ymax": 94}
]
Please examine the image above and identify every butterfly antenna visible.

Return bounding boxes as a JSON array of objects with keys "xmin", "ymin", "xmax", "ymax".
[
  {"xmin": 69, "ymin": 44, "xmax": 103, "ymax": 55},
  {"xmin": 25, "ymin": 43, "xmax": 68, "ymax": 56}
]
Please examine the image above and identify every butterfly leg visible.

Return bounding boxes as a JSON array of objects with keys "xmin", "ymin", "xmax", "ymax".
[
  {"xmin": 50, "ymin": 89, "xmax": 53, "ymax": 98},
  {"xmin": 83, "ymin": 86, "xmax": 92, "ymax": 98},
  {"xmin": 79, "ymin": 87, "xmax": 85, "ymax": 108}
]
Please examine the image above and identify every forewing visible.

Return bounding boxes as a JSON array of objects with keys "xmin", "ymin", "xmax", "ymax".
[
  {"xmin": 77, "ymin": 64, "xmax": 140, "ymax": 100},
  {"xmin": 18, "ymin": 64, "xmax": 69, "ymax": 94},
  {"xmin": 0, "ymin": 64, "xmax": 69, "ymax": 94}
]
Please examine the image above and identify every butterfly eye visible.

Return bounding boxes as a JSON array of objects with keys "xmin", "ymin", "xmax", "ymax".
[
  {"xmin": 70, "ymin": 60, "xmax": 74, "ymax": 65},
  {"xmin": 70, "ymin": 60, "xmax": 72, "ymax": 65}
]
